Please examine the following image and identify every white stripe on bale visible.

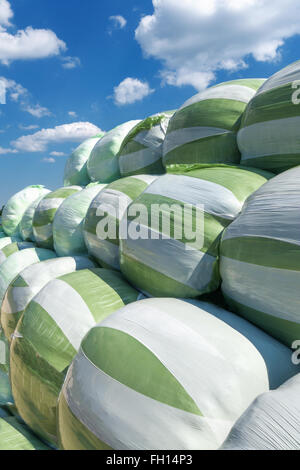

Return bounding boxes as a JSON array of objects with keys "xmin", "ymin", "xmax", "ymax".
[
  {"xmin": 180, "ymin": 84, "xmax": 257, "ymax": 110},
  {"xmin": 221, "ymin": 257, "xmax": 300, "ymax": 325},
  {"xmin": 33, "ymin": 279, "xmax": 96, "ymax": 350},
  {"xmin": 238, "ymin": 116, "xmax": 300, "ymax": 159},
  {"xmin": 122, "ymin": 225, "xmax": 218, "ymax": 291},
  {"xmin": 145, "ymin": 174, "xmax": 241, "ymax": 220}
]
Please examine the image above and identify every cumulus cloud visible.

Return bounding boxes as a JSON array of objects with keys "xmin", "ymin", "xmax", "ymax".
[
  {"xmin": 114, "ymin": 77, "xmax": 154, "ymax": 105},
  {"xmin": 50, "ymin": 151, "xmax": 66, "ymax": 156},
  {"xmin": 61, "ymin": 56, "xmax": 81, "ymax": 69},
  {"xmin": 68, "ymin": 111, "xmax": 78, "ymax": 118},
  {"xmin": 19, "ymin": 124, "xmax": 39, "ymax": 130},
  {"xmin": 135, "ymin": 0, "xmax": 300, "ymax": 90},
  {"xmin": 0, "ymin": 77, "xmax": 51, "ymax": 117},
  {"xmin": 0, "ymin": 0, "xmax": 13, "ymax": 27},
  {"xmin": 0, "ymin": 146, "xmax": 17, "ymax": 154},
  {"xmin": 109, "ymin": 15, "xmax": 127, "ymax": 30},
  {"xmin": 0, "ymin": 26, "xmax": 66, "ymax": 65},
  {"xmin": 42, "ymin": 157, "xmax": 55, "ymax": 164},
  {"xmin": 12, "ymin": 122, "xmax": 102, "ymax": 153},
  {"xmin": 0, "ymin": 1, "xmax": 66, "ymax": 65}
]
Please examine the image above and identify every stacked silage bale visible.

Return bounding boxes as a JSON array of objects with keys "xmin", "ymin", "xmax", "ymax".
[
  {"xmin": 120, "ymin": 166, "xmax": 272, "ymax": 298},
  {"xmin": 64, "ymin": 133, "xmax": 105, "ymax": 187},
  {"xmin": 118, "ymin": 112, "xmax": 174, "ymax": 177},
  {"xmin": 53, "ymin": 184, "xmax": 106, "ymax": 257},
  {"xmin": 238, "ymin": 61, "xmax": 300, "ymax": 173},
  {"xmin": 57, "ymin": 298, "xmax": 299, "ymax": 450},
  {"xmin": 220, "ymin": 165, "xmax": 300, "ymax": 347},
  {"xmin": 222, "ymin": 374, "xmax": 300, "ymax": 450},
  {"xmin": 19, "ymin": 188, "xmax": 51, "ymax": 241},
  {"xmin": 87, "ymin": 120, "xmax": 141, "ymax": 184},
  {"xmin": 10, "ymin": 268, "xmax": 143, "ymax": 445},
  {"xmin": 163, "ymin": 79, "xmax": 265, "ymax": 169},
  {"xmin": 0, "ymin": 241, "xmax": 35, "ymax": 265},
  {"xmin": 83, "ymin": 175, "xmax": 158, "ymax": 270},
  {"xmin": 2, "ymin": 185, "xmax": 50, "ymax": 237},
  {"xmin": 32, "ymin": 186, "xmax": 81, "ymax": 249},
  {"xmin": 1, "ymin": 256, "xmax": 96, "ymax": 342}
]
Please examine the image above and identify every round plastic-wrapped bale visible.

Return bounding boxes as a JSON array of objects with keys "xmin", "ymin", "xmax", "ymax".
[
  {"xmin": 33, "ymin": 186, "xmax": 81, "ymax": 249},
  {"xmin": 19, "ymin": 188, "xmax": 51, "ymax": 241},
  {"xmin": 120, "ymin": 166, "xmax": 273, "ymax": 298},
  {"xmin": 84, "ymin": 175, "xmax": 158, "ymax": 270},
  {"xmin": 220, "ymin": 165, "xmax": 300, "ymax": 347},
  {"xmin": 163, "ymin": 79, "xmax": 265, "ymax": 169},
  {"xmin": 0, "ymin": 247, "xmax": 57, "ymax": 308},
  {"xmin": 238, "ymin": 61, "xmax": 300, "ymax": 173},
  {"xmin": 0, "ymin": 236, "xmax": 21, "ymax": 251},
  {"xmin": 53, "ymin": 184, "xmax": 106, "ymax": 257},
  {"xmin": 222, "ymin": 374, "xmax": 300, "ymax": 450},
  {"xmin": 2, "ymin": 185, "xmax": 50, "ymax": 237},
  {"xmin": 0, "ymin": 241, "xmax": 34, "ymax": 266},
  {"xmin": 118, "ymin": 112, "xmax": 174, "ymax": 177},
  {"xmin": 10, "ymin": 268, "xmax": 143, "ymax": 446},
  {"xmin": 1, "ymin": 256, "xmax": 96, "ymax": 342},
  {"xmin": 87, "ymin": 120, "xmax": 141, "ymax": 184},
  {"xmin": 57, "ymin": 298, "xmax": 299, "ymax": 450},
  {"xmin": 0, "ymin": 416, "xmax": 50, "ymax": 450},
  {"xmin": 64, "ymin": 133, "xmax": 105, "ymax": 187}
]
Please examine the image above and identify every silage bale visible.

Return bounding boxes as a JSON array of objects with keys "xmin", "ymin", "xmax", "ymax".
[
  {"xmin": 0, "ymin": 242, "xmax": 34, "ymax": 266},
  {"xmin": 57, "ymin": 298, "xmax": 298, "ymax": 451},
  {"xmin": 0, "ymin": 236, "xmax": 21, "ymax": 250},
  {"xmin": 84, "ymin": 175, "xmax": 158, "ymax": 270},
  {"xmin": 32, "ymin": 186, "xmax": 82, "ymax": 249},
  {"xmin": 238, "ymin": 61, "xmax": 300, "ymax": 173},
  {"xmin": 163, "ymin": 79, "xmax": 265, "ymax": 169},
  {"xmin": 53, "ymin": 184, "xmax": 106, "ymax": 257},
  {"xmin": 0, "ymin": 416, "xmax": 50, "ymax": 450},
  {"xmin": 2, "ymin": 185, "xmax": 50, "ymax": 237},
  {"xmin": 64, "ymin": 133, "xmax": 105, "ymax": 187},
  {"xmin": 118, "ymin": 112, "xmax": 174, "ymax": 177},
  {"xmin": 0, "ymin": 247, "xmax": 57, "ymax": 308},
  {"xmin": 87, "ymin": 120, "xmax": 141, "ymax": 184},
  {"xmin": 19, "ymin": 188, "xmax": 51, "ymax": 241},
  {"xmin": 220, "ymin": 165, "xmax": 300, "ymax": 347},
  {"xmin": 120, "ymin": 166, "xmax": 273, "ymax": 298},
  {"xmin": 10, "ymin": 268, "xmax": 143, "ymax": 446},
  {"xmin": 1, "ymin": 256, "xmax": 96, "ymax": 342},
  {"xmin": 222, "ymin": 374, "xmax": 300, "ymax": 450}
]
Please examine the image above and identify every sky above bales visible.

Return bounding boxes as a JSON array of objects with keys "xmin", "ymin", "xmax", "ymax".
[{"xmin": 0, "ymin": 0, "xmax": 300, "ymax": 205}]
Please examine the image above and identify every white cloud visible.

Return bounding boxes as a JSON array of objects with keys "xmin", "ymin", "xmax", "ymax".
[
  {"xmin": 0, "ymin": 146, "xmax": 17, "ymax": 154},
  {"xmin": 109, "ymin": 15, "xmax": 127, "ymax": 30},
  {"xmin": 0, "ymin": 26, "xmax": 66, "ymax": 65},
  {"xmin": 114, "ymin": 77, "xmax": 154, "ymax": 105},
  {"xmin": 42, "ymin": 157, "xmax": 55, "ymax": 164},
  {"xmin": 24, "ymin": 104, "xmax": 51, "ymax": 118},
  {"xmin": 135, "ymin": 0, "xmax": 300, "ymax": 90},
  {"xmin": 12, "ymin": 122, "xmax": 102, "ymax": 153},
  {"xmin": 0, "ymin": 77, "xmax": 51, "ymax": 118},
  {"xmin": 50, "ymin": 151, "xmax": 66, "ymax": 157},
  {"xmin": 0, "ymin": 1, "xmax": 66, "ymax": 65},
  {"xmin": 61, "ymin": 56, "xmax": 81, "ymax": 69},
  {"xmin": 0, "ymin": 0, "xmax": 13, "ymax": 27},
  {"xmin": 19, "ymin": 124, "xmax": 39, "ymax": 130},
  {"xmin": 68, "ymin": 111, "xmax": 78, "ymax": 118}
]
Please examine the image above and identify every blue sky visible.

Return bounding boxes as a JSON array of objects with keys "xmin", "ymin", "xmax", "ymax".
[{"xmin": 0, "ymin": 0, "xmax": 300, "ymax": 206}]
